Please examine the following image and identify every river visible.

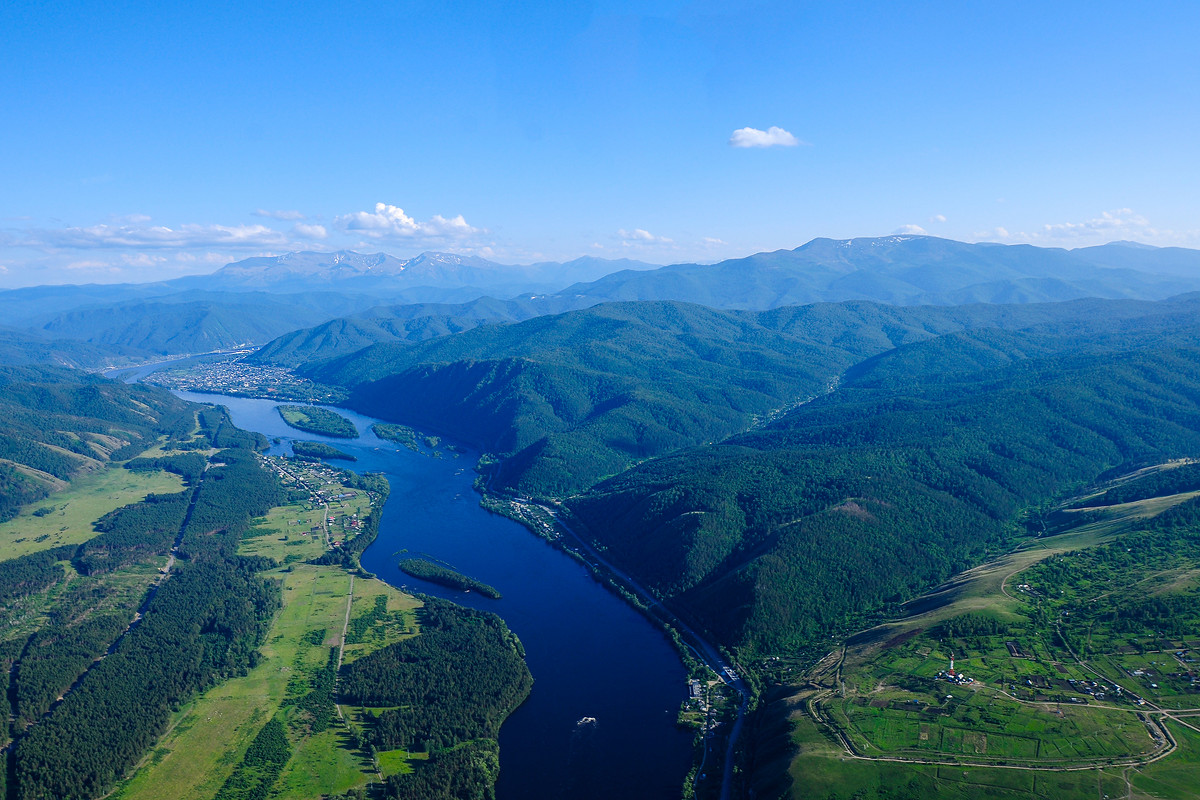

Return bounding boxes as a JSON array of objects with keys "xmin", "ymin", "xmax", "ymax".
[{"xmin": 167, "ymin": 391, "xmax": 694, "ymax": 800}]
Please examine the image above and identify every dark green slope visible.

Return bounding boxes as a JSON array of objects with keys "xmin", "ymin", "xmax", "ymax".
[
  {"xmin": 0, "ymin": 366, "xmax": 195, "ymax": 521},
  {"xmin": 305, "ymin": 300, "xmax": 1010, "ymax": 495},
  {"xmin": 249, "ymin": 296, "xmax": 566, "ymax": 367},
  {"xmin": 567, "ymin": 331, "xmax": 1200, "ymax": 654},
  {"xmin": 305, "ymin": 296, "xmax": 1200, "ymax": 498},
  {"xmin": 36, "ymin": 299, "xmax": 330, "ymax": 354}
]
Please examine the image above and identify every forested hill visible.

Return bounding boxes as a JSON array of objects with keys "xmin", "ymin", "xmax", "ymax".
[
  {"xmin": 300, "ymin": 300, "xmax": 965, "ymax": 494},
  {"xmin": 291, "ymin": 292, "xmax": 1200, "ymax": 656},
  {"xmin": 0, "ymin": 366, "xmax": 195, "ymax": 521},
  {"xmin": 566, "ymin": 330, "xmax": 1200, "ymax": 655},
  {"xmin": 0, "ymin": 328, "xmax": 148, "ymax": 370},
  {"xmin": 302, "ymin": 295, "xmax": 1200, "ymax": 497},
  {"xmin": 248, "ymin": 296, "xmax": 560, "ymax": 367}
]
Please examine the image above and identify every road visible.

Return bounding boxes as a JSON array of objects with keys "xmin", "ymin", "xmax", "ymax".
[
  {"xmin": 333, "ymin": 575, "xmax": 355, "ymax": 722},
  {"xmin": 527, "ymin": 500, "xmax": 749, "ymax": 800}
]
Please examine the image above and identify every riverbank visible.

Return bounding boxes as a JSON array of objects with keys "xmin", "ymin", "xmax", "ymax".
[
  {"xmin": 479, "ymin": 491, "xmax": 752, "ymax": 799},
  {"xmin": 161, "ymin": 389, "xmax": 694, "ymax": 799}
]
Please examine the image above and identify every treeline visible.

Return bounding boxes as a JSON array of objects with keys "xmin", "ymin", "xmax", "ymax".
[
  {"xmin": 381, "ymin": 739, "xmax": 500, "ymax": 800},
  {"xmin": 213, "ymin": 716, "xmax": 291, "ymax": 800},
  {"xmin": 12, "ymin": 610, "xmax": 131, "ymax": 724},
  {"xmin": 294, "ymin": 649, "xmax": 338, "ymax": 734},
  {"xmin": 75, "ymin": 490, "xmax": 191, "ymax": 574},
  {"xmin": 0, "ymin": 545, "xmax": 76, "ymax": 605},
  {"xmin": 341, "ymin": 597, "xmax": 532, "ymax": 753},
  {"xmin": 198, "ymin": 405, "xmax": 268, "ymax": 450},
  {"xmin": 12, "ymin": 560, "xmax": 281, "ymax": 799},
  {"xmin": 930, "ymin": 613, "xmax": 1009, "ymax": 644},
  {"xmin": 1076, "ymin": 462, "xmax": 1200, "ymax": 508},
  {"xmin": 125, "ymin": 452, "xmax": 208, "ymax": 483},
  {"xmin": 180, "ymin": 449, "xmax": 285, "ymax": 559}
]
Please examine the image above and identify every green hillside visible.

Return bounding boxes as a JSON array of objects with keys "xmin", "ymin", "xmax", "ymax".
[
  {"xmin": 250, "ymin": 296, "xmax": 561, "ymax": 367},
  {"xmin": 304, "ymin": 296, "xmax": 1200, "ymax": 499},
  {"xmin": 0, "ymin": 365, "xmax": 195, "ymax": 522},
  {"xmin": 292, "ymin": 296, "xmax": 1200, "ymax": 659},
  {"xmin": 568, "ymin": 335, "xmax": 1200, "ymax": 654}
]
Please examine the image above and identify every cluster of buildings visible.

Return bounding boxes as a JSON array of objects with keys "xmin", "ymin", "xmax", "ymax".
[
  {"xmin": 936, "ymin": 656, "xmax": 974, "ymax": 686},
  {"xmin": 147, "ymin": 359, "xmax": 342, "ymax": 402}
]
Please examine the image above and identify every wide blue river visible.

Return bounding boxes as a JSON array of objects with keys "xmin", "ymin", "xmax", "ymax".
[{"xmin": 170, "ymin": 391, "xmax": 693, "ymax": 799}]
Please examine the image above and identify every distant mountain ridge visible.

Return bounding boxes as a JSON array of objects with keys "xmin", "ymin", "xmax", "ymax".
[
  {"xmin": 550, "ymin": 235, "xmax": 1200, "ymax": 309},
  {"xmin": 248, "ymin": 236, "xmax": 1200, "ymax": 368},
  {"xmin": 5, "ymin": 235, "xmax": 1200, "ymax": 365},
  {"xmin": 170, "ymin": 250, "xmax": 663, "ymax": 294}
]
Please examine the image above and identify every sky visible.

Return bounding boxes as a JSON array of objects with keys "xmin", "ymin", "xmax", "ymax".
[{"xmin": 1, "ymin": 0, "xmax": 1198, "ymax": 287}]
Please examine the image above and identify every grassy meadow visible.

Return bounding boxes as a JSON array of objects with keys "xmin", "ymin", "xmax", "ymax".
[
  {"xmin": 0, "ymin": 459, "xmax": 184, "ymax": 561},
  {"xmin": 115, "ymin": 461, "xmax": 421, "ymax": 800}
]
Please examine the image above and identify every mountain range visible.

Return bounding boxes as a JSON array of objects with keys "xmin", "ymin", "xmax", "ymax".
[{"xmin": 3, "ymin": 235, "xmax": 1200, "ymax": 364}]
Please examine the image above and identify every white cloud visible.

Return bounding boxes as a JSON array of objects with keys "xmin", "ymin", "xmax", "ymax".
[
  {"xmin": 335, "ymin": 202, "xmax": 483, "ymax": 240},
  {"xmin": 120, "ymin": 253, "xmax": 167, "ymax": 267},
  {"xmin": 729, "ymin": 126, "xmax": 804, "ymax": 148},
  {"xmin": 893, "ymin": 224, "xmax": 928, "ymax": 236},
  {"xmin": 703, "ymin": 237, "xmax": 727, "ymax": 246},
  {"xmin": 617, "ymin": 228, "xmax": 673, "ymax": 245},
  {"xmin": 23, "ymin": 222, "xmax": 291, "ymax": 250},
  {"xmin": 174, "ymin": 251, "xmax": 234, "ymax": 264},
  {"xmin": 254, "ymin": 209, "xmax": 306, "ymax": 220},
  {"xmin": 292, "ymin": 223, "xmax": 328, "ymax": 239},
  {"xmin": 1034, "ymin": 208, "xmax": 1152, "ymax": 241},
  {"xmin": 975, "ymin": 209, "xmax": 1200, "ymax": 247},
  {"xmin": 929, "ymin": 214, "xmax": 947, "ymax": 223}
]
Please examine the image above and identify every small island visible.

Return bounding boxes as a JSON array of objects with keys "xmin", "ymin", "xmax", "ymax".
[
  {"xmin": 373, "ymin": 422, "xmax": 420, "ymax": 451},
  {"xmin": 291, "ymin": 440, "xmax": 357, "ymax": 461},
  {"xmin": 277, "ymin": 404, "xmax": 358, "ymax": 438},
  {"xmin": 398, "ymin": 558, "xmax": 502, "ymax": 599}
]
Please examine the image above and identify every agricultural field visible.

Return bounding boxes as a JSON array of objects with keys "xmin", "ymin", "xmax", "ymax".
[
  {"xmin": 116, "ymin": 465, "xmax": 420, "ymax": 800},
  {"xmin": 781, "ymin": 477, "xmax": 1200, "ymax": 799}
]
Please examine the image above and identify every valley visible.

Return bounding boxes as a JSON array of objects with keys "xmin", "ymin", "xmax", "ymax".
[{"xmin": 6, "ymin": 237, "xmax": 1200, "ymax": 798}]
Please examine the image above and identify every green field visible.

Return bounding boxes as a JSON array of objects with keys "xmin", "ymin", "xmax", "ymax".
[
  {"xmin": 0, "ymin": 456, "xmax": 184, "ymax": 561},
  {"xmin": 116, "ymin": 463, "xmax": 420, "ymax": 800}
]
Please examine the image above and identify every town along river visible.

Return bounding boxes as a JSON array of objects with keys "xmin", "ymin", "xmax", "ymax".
[{"xmin": 170, "ymin": 392, "xmax": 694, "ymax": 799}]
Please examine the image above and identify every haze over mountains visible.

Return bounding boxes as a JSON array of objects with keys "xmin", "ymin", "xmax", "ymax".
[
  {"xmin": 9, "ymin": 233, "xmax": 1200, "ymax": 800},
  {"xmin": 2, "ymin": 235, "xmax": 1200, "ymax": 367}
]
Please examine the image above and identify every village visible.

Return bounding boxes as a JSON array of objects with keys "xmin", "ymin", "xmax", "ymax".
[
  {"xmin": 146, "ymin": 357, "xmax": 345, "ymax": 402},
  {"xmin": 257, "ymin": 454, "xmax": 379, "ymax": 550}
]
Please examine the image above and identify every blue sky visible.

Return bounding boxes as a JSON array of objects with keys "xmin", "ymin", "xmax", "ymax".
[{"xmin": 2, "ymin": 0, "xmax": 1197, "ymax": 286}]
